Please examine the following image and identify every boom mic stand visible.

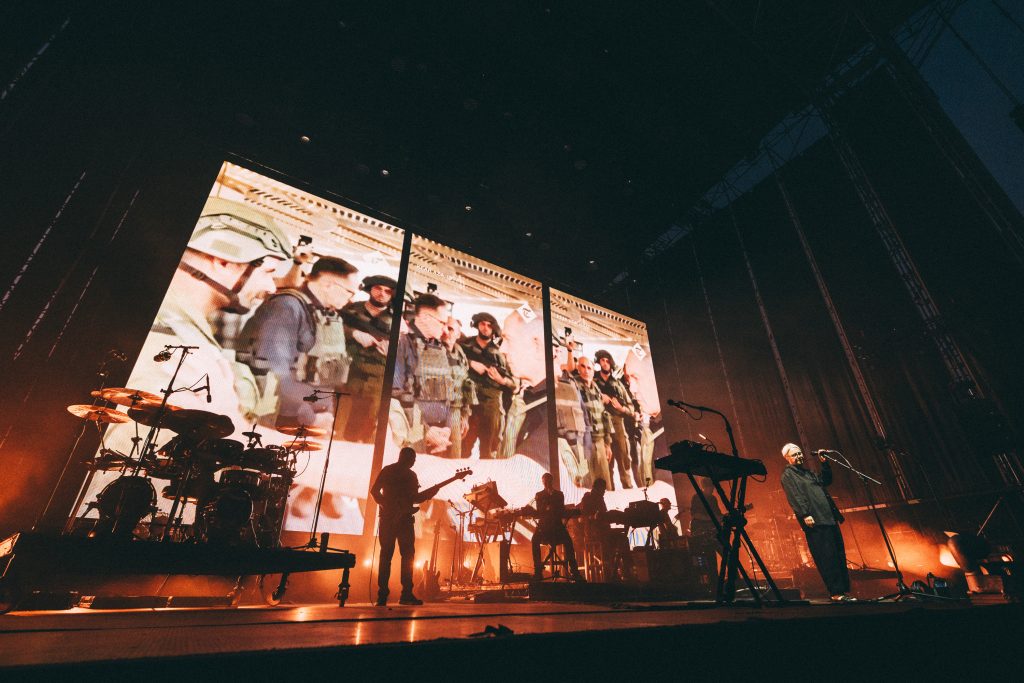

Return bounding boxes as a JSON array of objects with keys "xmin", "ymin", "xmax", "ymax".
[
  {"xmin": 48, "ymin": 354, "xmax": 118, "ymax": 534},
  {"xmin": 819, "ymin": 451, "xmax": 954, "ymax": 602},
  {"xmin": 296, "ymin": 388, "xmax": 349, "ymax": 549},
  {"xmin": 272, "ymin": 389, "xmax": 353, "ymax": 606}
]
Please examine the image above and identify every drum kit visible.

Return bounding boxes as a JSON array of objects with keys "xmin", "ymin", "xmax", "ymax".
[{"xmin": 65, "ymin": 388, "xmax": 328, "ymax": 547}]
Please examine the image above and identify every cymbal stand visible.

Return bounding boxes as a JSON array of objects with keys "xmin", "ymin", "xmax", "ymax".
[
  {"xmin": 154, "ymin": 345, "xmax": 200, "ymax": 541},
  {"xmin": 49, "ymin": 353, "xmax": 122, "ymax": 534}
]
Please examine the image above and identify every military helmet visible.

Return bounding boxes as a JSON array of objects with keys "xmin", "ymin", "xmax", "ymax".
[
  {"xmin": 594, "ymin": 349, "xmax": 617, "ymax": 369},
  {"xmin": 361, "ymin": 274, "xmax": 398, "ymax": 291},
  {"xmin": 471, "ymin": 311, "xmax": 501, "ymax": 336},
  {"xmin": 189, "ymin": 197, "xmax": 292, "ymax": 263}
]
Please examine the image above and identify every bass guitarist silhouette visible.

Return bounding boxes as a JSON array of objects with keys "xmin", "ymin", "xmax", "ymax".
[{"xmin": 371, "ymin": 446, "xmax": 470, "ymax": 606}]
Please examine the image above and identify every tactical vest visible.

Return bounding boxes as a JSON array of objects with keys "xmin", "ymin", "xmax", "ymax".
[
  {"xmin": 412, "ymin": 335, "xmax": 455, "ymax": 403},
  {"xmin": 279, "ymin": 288, "xmax": 350, "ymax": 389},
  {"xmin": 576, "ymin": 379, "xmax": 607, "ymax": 439},
  {"xmin": 555, "ymin": 376, "xmax": 587, "ymax": 444}
]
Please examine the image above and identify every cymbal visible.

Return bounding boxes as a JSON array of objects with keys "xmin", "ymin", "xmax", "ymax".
[
  {"xmin": 91, "ymin": 387, "xmax": 164, "ymax": 408},
  {"xmin": 277, "ymin": 424, "xmax": 329, "ymax": 438},
  {"xmin": 66, "ymin": 405, "xmax": 132, "ymax": 424},
  {"xmin": 282, "ymin": 439, "xmax": 322, "ymax": 451},
  {"xmin": 127, "ymin": 404, "xmax": 184, "ymax": 428},
  {"xmin": 164, "ymin": 409, "xmax": 234, "ymax": 441}
]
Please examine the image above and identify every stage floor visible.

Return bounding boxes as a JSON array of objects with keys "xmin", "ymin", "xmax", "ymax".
[{"xmin": 2, "ymin": 596, "xmax": 1021, "ymax": 671}]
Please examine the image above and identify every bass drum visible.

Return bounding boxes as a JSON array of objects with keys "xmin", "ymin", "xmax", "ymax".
[
  {"xmin": 217, "ymin": 468, "xmax": 268, "ymax": 500},
  {"xmin": 95, "ymin": 476, "xmax": 156, "ymax": 537},
  {"xmin": 200, "ymin": 486, "xmax": 253, "ymax": 544}
]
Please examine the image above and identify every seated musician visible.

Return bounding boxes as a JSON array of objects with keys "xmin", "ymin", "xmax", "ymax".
[
  {"xmin": 657, "ymin": 497, "xmax": 680, "ymax": 546},
  {"xmin": 531, "ymin": 473, "xmax": 584, "ymax": 581},
  {"xmin": 579, "ymin": 477, "xmax": 608, "ymax": 518},
  {"xmin": 578, "ymin": 478, "xmax": 631, "ymax": 581}
]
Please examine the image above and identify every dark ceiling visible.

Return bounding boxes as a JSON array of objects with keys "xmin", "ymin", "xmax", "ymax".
[{"xmin": 5, "ymin": 0, "xmax": 929, "ymax": 301}]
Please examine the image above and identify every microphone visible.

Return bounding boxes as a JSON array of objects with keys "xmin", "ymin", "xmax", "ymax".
[
  {"xmin": 108, "ymin": 349, "xmax": 128, "ymax": 361},
  {"xmin": 153, "ymin": 347, "xmax": 173, "ymax": 362},
  {"xmin": 813, "ymin": 449, "xmax": 836, "ymax": 455},
  {"xmin": 667, "ymin": 399, "xmax": 684, "ymax": 408},
  {"xmin": 303, "ymin": 391, "xmax": 320, "ymax": 402},
  {"xmin": 195, "ymin": 377, "xmax": 212, "ymax": 403}
]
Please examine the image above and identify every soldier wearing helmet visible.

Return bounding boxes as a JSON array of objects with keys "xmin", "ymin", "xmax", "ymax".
[
  {"xmin": 100, "ymin": 198, "xmax": 292, "ymax": 463},
  {"xmin": 460, "ymin": 311, "xmax": 516, "ymax": 459},
  {"xmin": 339, "ymin": 274, "xmax": 398, "ymax": 442},
  {"xmin": 593, "ymin": 349, "xmax": 635, "ymax": 489}
]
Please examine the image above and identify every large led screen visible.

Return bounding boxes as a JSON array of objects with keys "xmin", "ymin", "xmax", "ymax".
[
  {"xmin": 382, "ymin": 237, "xmax": 550, "ymax": 522},
  {"xmin": 549, "ymin": 289, "xmax": 672, "ymax": 520},
  {"xmin": 81, "ymin": 162, "xmax": 404, "ymax": 537}
]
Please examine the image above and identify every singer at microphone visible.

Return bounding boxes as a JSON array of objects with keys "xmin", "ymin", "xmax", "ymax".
[{"xmin": 779, "ymin": 442, "xmax": 854, "ymax": 602}]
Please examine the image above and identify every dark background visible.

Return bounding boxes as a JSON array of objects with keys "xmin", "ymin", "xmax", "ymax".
[{"xmin": 2, "ymin": 1, "xmax": 1022, "ymax": 569}]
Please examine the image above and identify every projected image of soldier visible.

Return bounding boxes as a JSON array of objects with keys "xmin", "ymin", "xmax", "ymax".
[
  {"xmin": 574, "ymin": 356, "xmax": 614, "ymax": 490},
  {"xmin": 496, "ymin": 308, "xmax": 549, "ymax": 466},
  {"xmin": 119, "ymin": 198, "xmax": 292, "ymax": 435},
  {"xmin": 554, "ymin": 336, "xmax": 590, "ymax": 487},
  {"xmin": 390, "ymin": 294, "xmax": 456, "ymax": 455},
  {"xmin": 442, "ymin": 316, "xmax": 476, "ymax": 458},
  {"xmin": 460, "ymin": 312, "xmax": 516, "ymax": 459},
  {"xmin": 622, "ymin": 347, "xmax": 661, "ymax": 487},
  {"xmin": 593, "ymin": 349, "xmax": 635, "ymax": 489},
  {"xmin": 238, "ymin": 256, "xmax": 360, "ymax": 428},
  {"xmin": 339, "ymin": 274, "xmax": 397, "ymax": 442}
]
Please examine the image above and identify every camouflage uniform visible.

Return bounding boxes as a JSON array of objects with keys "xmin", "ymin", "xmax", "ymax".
[
  {"xmin": 595, "ymin": 372, "xmax": 635, "ymax": 488},
  {"xmin": 392, "ymin": 322, "xmax": 456, "ymax": 451},
  {"xmin": 445, "ymin": 342, "xmax": 476, "ymax": 458},
  {"xmin": 554, "ymin": 374, "xmax": 590, "ymax": 486},
  {"xmin": 339, "ymin": 300, "xmax": 393, "ymax": 442},
  {"xmin": 460, "ymin": 336, "xmax": 514, "ymax": 458},
  {"xmin": 574, "ymin": 376, "xmax": 614, "ymax": 490}
]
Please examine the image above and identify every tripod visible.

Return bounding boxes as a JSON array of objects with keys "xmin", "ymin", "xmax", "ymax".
[{"xmin": 821, "ymin": 451, "xmax": 955, "ymax": 602}]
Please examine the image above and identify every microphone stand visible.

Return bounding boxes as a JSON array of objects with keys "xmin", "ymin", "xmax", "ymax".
[
  {"xmin": 819, "ymin": 451, "xmax": 954, "ymax": 602},
  {"xmin": 271, "ymin": 388, "xmax": 353, "ymax": 607},
  {"xmin": 298, "ymin": 389, "xmax": 348, "ymax": 549},
  {"xmin": 48, "ymin": 355, "xmax": 115, "ymax": 534}
]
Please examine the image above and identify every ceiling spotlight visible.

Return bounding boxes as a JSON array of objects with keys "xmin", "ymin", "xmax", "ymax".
[
  {"xmin": 588, "ymin": 259, "xmax": 596, "ymax": 265},
  {"xmin": 381, "ymin": 169, "xmax": 390, "ymax": 177},
  {"xmin": 464, "ymin": 205, "xmax": 473, "ymax": 212},
  {"xmin": 525, "ymin": 232, "xmax": 533, "ymax": 237},
  {"xmin": 299, "ymin": 135, "xmax": 311, "ymax": 144}
]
